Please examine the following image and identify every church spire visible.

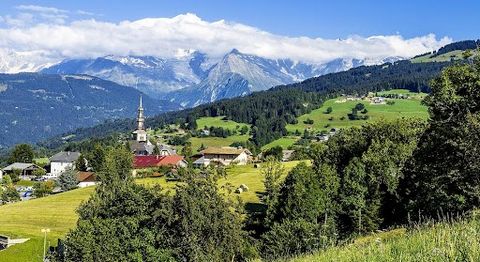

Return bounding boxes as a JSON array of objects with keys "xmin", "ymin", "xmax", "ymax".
[{"xmin": 137, "ymin": 95, "xmax": 145, "ymax": 131}]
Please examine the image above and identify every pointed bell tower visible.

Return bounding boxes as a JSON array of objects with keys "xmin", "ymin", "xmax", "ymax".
[{"xmin": 134, "ymin": 95, "xmax": 147, "ymax": 142}]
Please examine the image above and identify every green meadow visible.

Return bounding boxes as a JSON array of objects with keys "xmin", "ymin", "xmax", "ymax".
[
  {"xmin": 196, "ymin": 116, "xmax": 250, "ymax": 132},
  {"xmin": 286, "ymin": 90, "xmax": 428, "ymax": 134}
]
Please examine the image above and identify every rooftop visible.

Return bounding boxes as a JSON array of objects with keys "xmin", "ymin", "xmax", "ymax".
[
  {"xmin": 77, "ymin": 172, "xmax": 96, "ymax": 183},
  {"xmin": 50, "ymin": 151, "xmax": 81, "ymax": 163},
  {"xmin": 2, "ymin": 163, "xmax": 42, "ymax": 171},
  {"xmin": 133, "ymin": 155, "xmax": 185, "ymax": 169}
]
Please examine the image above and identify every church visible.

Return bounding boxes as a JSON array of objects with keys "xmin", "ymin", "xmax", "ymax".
[{"xmin": 129, "ymin": 96, "xmax": 154, "ymax": 155}]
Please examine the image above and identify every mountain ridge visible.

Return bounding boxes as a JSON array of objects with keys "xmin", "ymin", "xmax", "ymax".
[{"xmin": 0, "ymin": 73, "xmax": 180, "ymax": 148}]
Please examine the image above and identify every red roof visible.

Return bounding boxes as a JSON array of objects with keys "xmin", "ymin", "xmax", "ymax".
[{"xmin": 133, "ymin": 155, "xmax": 185, "ymax": 169}]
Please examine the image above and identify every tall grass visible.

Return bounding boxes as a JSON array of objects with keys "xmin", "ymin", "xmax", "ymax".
[{"xmin": 291, "ymin": 214, "xmax": 480, "ymax": 262}]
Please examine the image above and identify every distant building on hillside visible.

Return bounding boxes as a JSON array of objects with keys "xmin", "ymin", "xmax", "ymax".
[
  {"xmin": 157, "ymin": 144, "xmax": 177, "ymax": 156},
  {"xmin": 50, "ymin": 151, "xmax": 81, "ymax": 177},
  {"xmin": 193, "ymin": 147, "xmax": 252, "ymax": 167},
  {"xmin": 1, "ymin": 163, "xmax": 45, "ymax": 180}
]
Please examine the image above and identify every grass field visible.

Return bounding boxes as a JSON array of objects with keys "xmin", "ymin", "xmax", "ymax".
[
  {"xmin": 286, "ymin": 90, "xmax": 428, "ymax": 133},
  {"xmin": 0, "ymin": 187, "xmax": 95, "ymax": 262},
  {"xmin": 261, "ymin": 136, "xmax": 299, "ymax": 150},
  {"xmin": 196, "ymin": 116, "xmax": 250, "ymax": 132},
  {"xmin": 292, "ymin": 215, "xmax": 480, "ymax": 262},
  {"xmin": 0, "ymin": 161, "xmax": 305, "ymax": 261}
]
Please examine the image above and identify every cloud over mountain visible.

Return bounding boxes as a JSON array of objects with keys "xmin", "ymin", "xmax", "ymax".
[{"xmin": 0, "ymin": 8, "xmax": 451, "ymax": 72}]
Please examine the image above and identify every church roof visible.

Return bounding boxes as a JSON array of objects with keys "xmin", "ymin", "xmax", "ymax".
[{"xmin": 129, "ymin": 141, "xmax": 154, "ymax": 154}]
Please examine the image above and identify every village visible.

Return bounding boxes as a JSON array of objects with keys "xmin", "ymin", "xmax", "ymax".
[{"xmin": 0, "ymin": 97, "xmax": 297, "ymax": 203}]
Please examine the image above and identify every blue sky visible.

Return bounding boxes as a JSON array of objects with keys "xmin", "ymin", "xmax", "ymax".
[
  {"xmin": 0, "ymin": 0, "xmax": 476, "ymax": 40},
  {"xmin": 0, "ymin": 1, "xmax": 472, "ymax": 71}
]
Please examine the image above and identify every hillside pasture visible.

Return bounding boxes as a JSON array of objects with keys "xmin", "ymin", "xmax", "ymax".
[
  {"xmin": 286, "ymin": 90, "xmax": 428, "ymax": 133},
  {"xmin": 196, "ymin": 116, "xmax": 250, "ymax": 132}
]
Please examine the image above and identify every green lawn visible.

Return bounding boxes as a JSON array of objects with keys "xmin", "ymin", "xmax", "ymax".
[
  {"xmin": 261, "ymin": 137, "xmax": 299, "ymax": 150},
  {"xmin": 190, "ymin": 134, "xmax": 250, "ymax": 153},
  {"xmin": 15, "ymin": 180, "xmax": 35, "ymax": 187},
  {"xmin": 0, "ymin": 187, "xmax": 95, "ymax": 262},
  {"xmin": 196, "ymin": 116, "xmax": 250, "ymax": 132},
  {"xmin": 286, "ymin": 91, "xmax": 428, "ymax": 134},
  {"xmin": 292, "ymin": 215, "xmax": 480, "ymax": 262}
]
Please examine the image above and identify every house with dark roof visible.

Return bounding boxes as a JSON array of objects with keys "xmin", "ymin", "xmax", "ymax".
[
  {"xmin": 193, "ymin": 147, "xmax": 252, "ymax": 167},
  {"xmin": 49, "ymin": 151, "xmax": 81, "ymax": 177},
  {"xmin": 133, "ymin": 155, "xmax": 187, "ymax": 169},
  {"xmin": 1, "ymin": 163, "xmax": 44, "ymax": 179}
]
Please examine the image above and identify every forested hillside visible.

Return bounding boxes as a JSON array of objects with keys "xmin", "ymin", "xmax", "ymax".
[
  {"xmin": 0, "ymin": 73, "xmax": 180, "ymax": 148},
  {"xmin": 40, "ymin": 60, "xmax": 451, "ymax": 150}
]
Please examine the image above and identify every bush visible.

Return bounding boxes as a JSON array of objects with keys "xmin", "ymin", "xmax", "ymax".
[
  {"xmin": 303, "ymin": 118, "xmax": 314, "ymax": 125},
  {"xmin": 33, "ymin": 181, "xmax": 55, "ymax": 198}
]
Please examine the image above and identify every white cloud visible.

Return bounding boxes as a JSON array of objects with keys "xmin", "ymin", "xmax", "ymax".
[
  {"xmin": 76, "ymin": 10, "xmax": 96, "ymax": 16},
  {"xmin": 0, "ymin": 13, "xmax": 452, "ymax": 72},
  {"xmin": 16, "ymin": 5, "xmax": 68, "ymax": 14}
]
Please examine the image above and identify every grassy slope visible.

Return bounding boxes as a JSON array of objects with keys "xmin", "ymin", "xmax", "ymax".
[
  {"xmin": 411, "ymin": 49, "xmax": 478, "ymax": 63},
  {"xmin": 261, "ymin": 137, "xmax": 299, "ymax": 150},
  {"xmin": 190, "ymin": 134, "xmax": 250, "ymax": 153},
  {"xmin": 0, "ymin": 187, "xmax": 95, "ymax": 262},
  {"xmin": 196, "ymin": 116, "xmax": 250, "ymax": 132},
  {"xmin": 0, "ymin": 161, "xmax": 305, "ymax": 261},
  {"xmin": 292, "ymin": 217, "xmax": 480, "ymax": 262},
  {"xmin": 286, "ymin": 90, "xmax": 428, "ymax": 133}
]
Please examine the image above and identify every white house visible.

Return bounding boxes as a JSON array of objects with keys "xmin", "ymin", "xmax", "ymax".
[
  {"xmin": 193, "ymin": 147, "xmax": 252, "ymax": 167},
  {"xmin": 0, "ymin": 169, "xmax": 3, "ymax": 181},
  {"xmin": 49, "ymin": 151, "xmax": 81, "ymax": 177}
]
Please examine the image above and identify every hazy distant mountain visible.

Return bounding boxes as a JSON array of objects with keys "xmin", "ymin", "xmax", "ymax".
[
  {"xmin": 41, "ymin": 51, "xmax": 214, "ymax": 99},
  {"xmin": 0, "ymin": 73, "xmax": 180, "ymax": 148},
  {"xmin": 165, "ymin": 50, "xmax": 404, "ymax": 107},
  {"xmin": 41, "ymin": 49, "xmax": 403, "ymax": 107}
]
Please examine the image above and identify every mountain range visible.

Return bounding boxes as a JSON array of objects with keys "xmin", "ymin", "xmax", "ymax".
[{"xmin": 40, "ymin": 49, "xmax": 403, "ymax": 107}]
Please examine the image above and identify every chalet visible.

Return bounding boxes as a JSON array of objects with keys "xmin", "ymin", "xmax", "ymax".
[
  {"xmin": 50, "ymin": 151, "xmax": 81, "ymax": 177},
  {"xmin": 1, "ymin": 163, "xmax": 44, "ymax": 179},
  {"xmin": 133, "ymin": 155, "xmax": 187, "ymax": 169},
  {"xmin": 77, "ymin": 172, "xmax": 97, "ymax": 188},
  {"xmin": 193, "ymin": 147, "xmax": 252, "ymax": 167}
]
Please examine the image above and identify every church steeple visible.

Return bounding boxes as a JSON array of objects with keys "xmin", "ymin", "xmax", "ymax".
[{"xmin": 137, "ymin": 95, "xmax": 145, "ymax": 131}]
